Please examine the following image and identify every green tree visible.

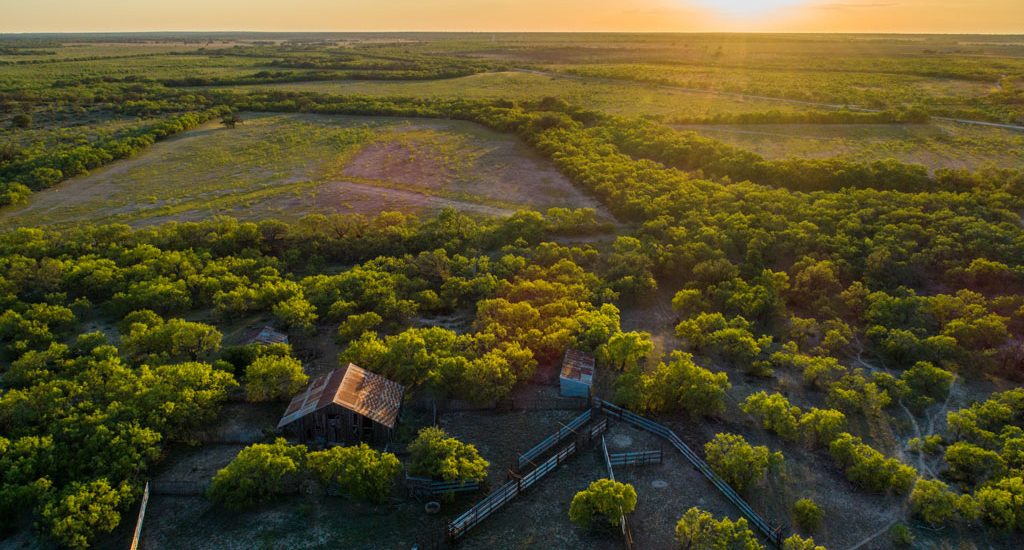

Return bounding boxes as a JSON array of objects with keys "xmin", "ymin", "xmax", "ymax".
[
  {"xmin": 674, "ymin": 507, "xmax": 764, "ymax": 550},
  {"xmin": 244, "ymin": 355, "xmax": 309, "ymax": 402},
  {"xmin": 944, "ymin": 441, "xmax": 1007, "ymax": 486},
  {"xmin": 41, "ymin": 479, "xmax": 132, "ymax": 550},
  {"xmin": 121, "ymin": 315, "xmax": 222, "ymax": 364},
  {"xmin": 704, "ymin": 433, "xmax": 783, "ymax": 492},
  {"xmin": 899, "ymin": 361, "xmax": 954, "ymax": 410},
  {"xmin": 741, "ymin": 391, "xmax": 801, "ymax": 441},
  {"xmin": 910, "ymin": 478, "xmax": 960, "ymax": 526},
  {"xmin": 797, "ymin": 408, "xmax": 847, "ymax": 447},
  {"xmin": 208, "ymin": 439, "xmax": 306, "ymax": 509},
  {"xmin": 975, "ymin": 476, "xmax": 1024, "ymax": 530},
  {"xmin": 615, "ymin": 351, "xmax": 730, "ymax": 417},
  {"xmin": 407, "ymin": 427, "xmax": 488, "ymax": 482},
  {"xmin": 337, "ymin": 311, "xmax": 383, "ymax": 344},
  {"xmin": 602, "ymin": 331, "xmax": 654, "ymax": 371},
  {"xmin": 272, "ymin": 295, "xmax": 318, "ymax": 332},
  {"xmin": 792, "ymin": 498, "xmax": 824, "ymax": 533},
  {"xmin": 306, "ymin": 444, "xmax": 400, "ymax": 503},
  {"xmin": 568, "ymin": 479, "xmax": 637, "ymax": 529},
  {"xmin": 782, "ymin": 534, "xmax": 826, "ymax": 550},
  {"xmin": 828, "ymin": 433, "xmax": 917, "ymax": 494}
]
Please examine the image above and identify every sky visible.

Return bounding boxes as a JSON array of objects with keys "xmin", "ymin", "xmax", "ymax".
[{"xmin": 2, "ymin": 0, "xmax": 1023, "ymax": 34}]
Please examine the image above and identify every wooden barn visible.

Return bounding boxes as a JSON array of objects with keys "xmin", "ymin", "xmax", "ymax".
[
  {"xmin": 559, "ymin": 349, "xmax": 595, "ymax": 398},
  {"xmin": 277, "ymin": 364, "xmax": 405, "ymax": 447}
]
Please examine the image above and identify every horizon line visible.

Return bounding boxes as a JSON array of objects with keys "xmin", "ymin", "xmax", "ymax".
[{"xmin": 2, "ymin": 30, "xmax": 1024, "ymax": 36}]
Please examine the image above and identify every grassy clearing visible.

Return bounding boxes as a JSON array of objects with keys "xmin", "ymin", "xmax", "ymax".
[
  {"xmin": 0, "ymin": 53, "xmax": 272, "ymax": 89},
  {"xmin": 0, "ymin": 41, "xmax": 240, "ymax": 63},
  {"xmin": 234, "ymin": 71, "xmax": 810, "ymax": 120},
  {"xmin": 673, "ymin": 121, "xmax": 1024, "ymax": 172},
  {"xmin": 0, "ymin": 112, "xmax": 608, "ymax": 227}
]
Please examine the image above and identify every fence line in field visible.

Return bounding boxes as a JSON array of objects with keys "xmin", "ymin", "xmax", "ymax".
[
  {"xmin": 517, "ymin": 409, "xmax": 592, "ymax": 471},
  {"xmin": 599, "ymin": 436, "xmax": 634, "ymax": 550},
  {"xmin": 405, "ymin": 475, "xmax": 480, "ymax": 499},
  {"xmin": 609, "ymin": 449, "xmax": 663, "ymax": 467},
  {"xmin": 447, "ymin": 442, "xmax": 577, "ymax": 540},
  {"xmin": 594, "ymin": 399, "xmax": 783, "ymax": 547}
]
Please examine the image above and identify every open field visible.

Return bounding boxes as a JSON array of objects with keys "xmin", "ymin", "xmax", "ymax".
[
  {"xmin": 0, "ymin": 112, "xmax": 610, "ymax": 227},
  {"xmin": 675, "ymin": 121, "xmax": 1024, "ymax": 172},
  {"xmin": 235, "ymin": 71, "xmax": 813, "ymax": 120}
]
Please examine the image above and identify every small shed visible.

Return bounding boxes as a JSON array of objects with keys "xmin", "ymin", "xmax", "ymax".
[
  {"xmin": 249, "ymin": 326, "xmax": 289, "ymax": 346},
  {"xmin": 559, "ymin": 349, "xmax": 595, "ymax": 398},
  {"xmin": 277, "ymin": 364, "xmax": 405, "ymax": 447}
]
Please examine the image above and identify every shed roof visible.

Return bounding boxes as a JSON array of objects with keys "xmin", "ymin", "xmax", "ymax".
[
  {"xmin": 560, "ymin": 349, "xmax": 595, "ymax": 386},
  {"xmin": 277, "ymin": 364, "xmax": 405, "ymax": 430},
  {"xmin": 249, "ymin": 325, "xmax": 289, "ymax": 346}
]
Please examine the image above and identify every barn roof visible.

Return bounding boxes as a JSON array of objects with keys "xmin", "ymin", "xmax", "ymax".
[
  {"xmin": 277, "ymin": 364, "xmax": 405, "ymax": 430},
  {"xmin": 560, "ymin": 349, "xmax": 595, "ymax": 386}
]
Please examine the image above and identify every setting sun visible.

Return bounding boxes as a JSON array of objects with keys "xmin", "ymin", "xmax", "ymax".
[{"xmin": 1, "ymin": 0, "xmax": 1023, "ymax": 32}]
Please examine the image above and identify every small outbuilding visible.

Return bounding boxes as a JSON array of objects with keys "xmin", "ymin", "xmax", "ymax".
[
  {"xmin": 277, "ymin": 363, "xmax": 405, "ymax": 447},
  {"xmin": 559, "ymin": 349, "xmax": 595, "ymax": 398},
  {"xmin": 248, "ymin": 325, "xmax": 289, "ymax": 346}
]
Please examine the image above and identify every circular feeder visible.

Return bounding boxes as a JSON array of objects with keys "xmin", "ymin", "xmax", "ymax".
[
  {"xmin": 425, "ymin": 501, "xmax": 441, "ymax": 514},
  {"xmin": 611, "ymin": 434, "xmax": 633, "ymax": 448},
  {"xmin": 651, "ymin": 480, "xmax": 669, "ymax": 489}
]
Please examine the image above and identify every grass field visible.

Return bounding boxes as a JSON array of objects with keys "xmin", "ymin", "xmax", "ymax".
[
  {"xmin": 0, "ymin": 112, "xmax": 610, "ymax": 227},
  {"xmin": 674, "ymin": 121, "xmax": 1024, "ymax": 172},
  {"xmin": 238, "ymin": 71, "xmax": 811, "ymax": 120}
]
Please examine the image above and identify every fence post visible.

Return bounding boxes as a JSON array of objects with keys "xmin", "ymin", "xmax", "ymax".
[{"xmin": 129, "ymin": 481, "xmax": 150, "ymax": 550}]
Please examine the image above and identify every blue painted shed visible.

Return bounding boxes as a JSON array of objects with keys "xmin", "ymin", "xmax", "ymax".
[{"xmin": 559, "ymin": 349, "xmax": 595, "ymax": 398}]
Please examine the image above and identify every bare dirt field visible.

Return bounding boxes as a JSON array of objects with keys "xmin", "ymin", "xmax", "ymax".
[{"xmin": 0, "ymin": 113, "xmax": 611, "ymax": 228}]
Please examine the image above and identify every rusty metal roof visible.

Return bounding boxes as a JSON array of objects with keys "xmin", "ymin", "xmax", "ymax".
[
  {"xmin": 560, "ymin": 349, "xmax": 595, "ymax": 386},
  {"xmin": 277, "ymin": 364, "xmax": 405, "ymax": 430}
]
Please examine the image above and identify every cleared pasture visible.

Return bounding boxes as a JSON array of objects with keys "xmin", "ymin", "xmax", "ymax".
[
  {"xmin": 234, "ymin": 71, "xmax": 811, "ymax": 120},
  {"xmin": 674, "ymin": 121, "xmax": 1024, "ymax": 172},
  {"xmin": 0, "ymin": 112, "xmax": 610, "ymax": 227}
]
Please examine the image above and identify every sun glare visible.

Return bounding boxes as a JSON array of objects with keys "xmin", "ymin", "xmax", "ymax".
[{"xmin": 691, "ymin": 0, "xmax": 806, "ymax": 18}]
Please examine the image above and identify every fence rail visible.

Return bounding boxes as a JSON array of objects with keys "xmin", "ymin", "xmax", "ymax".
[
  {"xmin": 609, "ymin": 449, "xmax": 663, "ymax": 467},
  {"xmin": 129, "ymin": 481, "xmax": 150, "ymax": 550},
  {"xmin": 448, "ymin": 442, "xmax": 577, "ymax": 540},
  {"xmin": 595, "ymin": 399, "xmax": 783, "ymax": 547},
  {"xmin": 517, "ymin": 409, "xmax": 592, "ymax": 470},
  {"xmin": 405, "ymin": 475, "xmax": 480, "ymax": 498}
]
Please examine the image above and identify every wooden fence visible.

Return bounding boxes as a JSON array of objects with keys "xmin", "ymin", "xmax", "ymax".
[
  {"xmin": 516, "ymin": 409, "xmax": 592, "ymax": 471},
  {"xmin": 448, "ymin": 442, "xmax": 577, "ymax": 540},
  {"xmin": 445, "ymin": 395, "xmax": 589, "ymax": 413},
  {"xmin": 405, "ymin": 475, "xmax": 480, "ymax": 499},
  {"xmin": 595, "ymin": 399, "xmax": 783, "ymax": 547},
  {"xmin": 599, "ymin": 436, "xmax": 634, "ymax": 550},
  {"xmin": 609, "ymin": 449, "xmax": 663, "ymax": 467},
  {"xmin": 129, "ymin": 482, "xmax": 150, "ymax": 550}
]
